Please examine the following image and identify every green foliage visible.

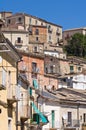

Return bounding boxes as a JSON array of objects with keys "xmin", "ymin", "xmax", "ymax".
[
  {"xmin": 64, "ymin": 33, "xmax": 86, "ymax": 57},
  {"xmin": 30, "ymin": 118, "xmax": 33, "ymax": 123}
]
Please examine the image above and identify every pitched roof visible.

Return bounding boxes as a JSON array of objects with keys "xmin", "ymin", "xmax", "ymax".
[
  {"xmin": 37, "ymin": 87, "xmax": 86, "ymax": 105},
  {"xmin": 6, "ymin": 12, "xmax": 62, "ymax": 28}
]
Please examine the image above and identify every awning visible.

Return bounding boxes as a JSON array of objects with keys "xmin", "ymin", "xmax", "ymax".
[
  {"xmin": 32, "ymin": 102, "xmax": 48, "ymax": 124},
  {"xmin": 33, "ymin": 79, "xmax": 38, "ymax": 89}
]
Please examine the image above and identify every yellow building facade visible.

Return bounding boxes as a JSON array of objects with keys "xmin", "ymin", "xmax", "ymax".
[{"xmin": 0, "ymin": 32, "xmax": 21, "ymax": 130}]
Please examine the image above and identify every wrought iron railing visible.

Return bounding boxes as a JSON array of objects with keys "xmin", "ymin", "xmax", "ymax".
[
  {"xmin": 63, "ymin": 119, "xmax": 80, "ymax": 128},
  {"xmin": 7, "ymin": 84, "xmax": 18, "ymax": 100},
  {"xmin": 19, "ymin": 90, "xmax": 30, "ymax": 118}
]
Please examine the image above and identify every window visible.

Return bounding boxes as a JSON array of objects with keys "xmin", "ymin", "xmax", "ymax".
[
  {"xmin": 66, "ymin": 34, "xmax": 70, "ymax": 39},
  {"xmin": 34, "ymin": 46, "xmax": 38, "ymax": 52},
  {"xmin": 18, "ymin": 17, "xmax": 22, "ymax": 23},
  {"xmin": 83, "ymin": 113, "xmax": 86, "ymax": 122},
  {"xmin": 7, "ymin": 19, "xmax": 11, "ymax": 24},
  {"xmin": 8, "ymin": 119, "xmax": 12, "ymax": 130},
  {"xmin": 41, "ymin": 22, "xmax": 43, "ymax": 25},
  {"xmin": 62, "ymin": 78, "xmax": 66, "ymax": 82},
  {"xmin": 44, "ymin": 85, "xmax": 46, "ymax": 90},
  {"xmin": 48, "ymin": 25, "xmax": 51, "ymax": 29},
  {"xmin": 49, "ymin": 35, "xmax": 51, "ymax": 42},
  {"xmin": 80, "ymin": 115, "xmax": 82, "ymax": 121},
  {"xmin": 35, "ymin": 20, "xmax": 38, "ymax": 25},
  {"xmin": 78, "ymin": 66, "xmax": 81, "ymax": 71},
  {"xmin": 17, "ymin": 37, "xmax": 21, "ymax": 43},
  {"xmin": 35, "ymin": 29, "xmax": 39, "ymax": 35},
  {"xmin": 45, "ymin": 67, "xmax": 48, "ymax": 73},
  {"xmin": 68, "ymin": 112, "xmax": 72, "ymax": 125},
  {"xmin": 29, "ymin": 26, "xmax": 32, "ymax": 35},
  {"xmin": 0, "ymin": 109, "xmax": 2, "ymax": 114},
  {"xmin": 29, "ymin": 18, "xmax": 32, "ymax": 24},
  {"xmin": 48, "ymin": 25, "xmax": 52, "ymax": 33},
  {"xmin": 50, "ymin": 58, "xmax": 53, "ymax": 61},
  {"xmin": 57, "ymin": 38, "xmax": 59, "ymax": 43},
  {"xmin": 50, "ymin": 66, "xmax": 53, "ymax": 73},
  {"xmin": 36, "ymin": 37, "xmax": 39, "ymax": 41},
  {"xmin": 52, "ymin": 85, "xmax": 55, "ymax": 90},
  {"xmin": 70, "ymin": 65, "xmax": 74, "ymax": 73},
  {"xmin": 32, "ymin": 62, "xmax": 37, "ymax": 72}
]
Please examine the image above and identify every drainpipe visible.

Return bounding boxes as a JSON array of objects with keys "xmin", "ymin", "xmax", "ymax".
[
  {"xmin": 16, "ymin": 59, "xmax": 22, "ymax": 130},
  {"xmin": 16, "ymin": 60, "xmax": 19, "ymax": 130}
]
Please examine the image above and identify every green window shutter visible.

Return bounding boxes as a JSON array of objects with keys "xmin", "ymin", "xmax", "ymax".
[
  {"xmin": 29, "ymin": 88, "xmax": 32, "ymax": 96},
  {"xmin": 33, "ymin": 79, "xmax": 38, "ymax": 89}
]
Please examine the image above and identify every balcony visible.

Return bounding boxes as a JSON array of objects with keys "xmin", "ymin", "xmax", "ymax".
[
  {"xmin": 15, "ymin": 40, "xmax": 23, "ymax": 46},
  {"xmin": 63, "ymin": 119, "xmax": 80, "ymax": 128},
  {"xmin": 19, "ymin": 65, "xmax": 27, "ymax": 73},
  {"xmin": 32, "ymin": 68, "xmax": 40, "ymax": 74},
  {"xmin": 29, "ymin": 26, "xmax": 32, "ymax": 35},
  {"xmin": 20, "ymin": 104, "xmax": 30, "ymax": 122},
  {"xmin": 7, "ymin": 84, "xmax": 19, "ymax": 104},
  {"xmin": 19, "ymin": 73, "xmax": 29, "ymax": 86},
  {"xmin": 48, "ymin": 28, "xmax": 53, "ymax": 33},
  {"xmin": 19, "ymin": 91, "xmax": 30, "ymax": 122},
  {"xmin": 70, "ymin": 70, "xmax": 74, "ymax": 74},
  {"xmin": 56, "ymin": 31, "xmax": 60, "ymax": 36}
]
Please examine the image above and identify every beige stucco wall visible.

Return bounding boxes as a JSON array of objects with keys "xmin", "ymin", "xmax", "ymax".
[
  {"xmin": 3, "ymin": 30, "xmax": 29, "ymax": 50},
  {"xmin": 0, "ymin": 52, "xmax": 17, "ymax": 130},
  {"xmin": 63, "ymin": 28, "xmax": 86, "ymax": 45}
]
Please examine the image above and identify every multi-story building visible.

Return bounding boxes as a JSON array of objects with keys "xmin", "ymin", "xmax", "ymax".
[
  {"xmin": 58, "ymin": 56, "xmax": 86, "ymax": 89},
  {"xmin": 18, "ymin": 51, "xmax": 50, "ymax": 129},
  {"xmin": 0, "ymin": 11, "xmax": 66, "ymax": 59},
  {"xmin": 63, "ymin": 27, "xmax": 86, "ymax": 45},
  {"xmin": 18, "ymin": 51, "xmax": 58, "ymax": 92},
  {"xmin": 0, "ymin": 30, "xmax": 21, "ymax": 130},
  {"xmin": 37, "ymin": 87, "xmax": 86, "ymax": 130},
  {"xmin": 28, "ymin": 25, "xmax": 47, "ymax": 53},
  {"xmin": 5, "ymin": 12, "xmax": 62, "ymax": 43},
  {"xmin": 1, "ymin": 28, "xmax": 29, "ymax": 51}
]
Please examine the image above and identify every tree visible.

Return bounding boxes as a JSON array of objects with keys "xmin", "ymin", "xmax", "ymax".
[{"xmin": 64, "ymin": 33, "xmax": 86, "ymax": 57}]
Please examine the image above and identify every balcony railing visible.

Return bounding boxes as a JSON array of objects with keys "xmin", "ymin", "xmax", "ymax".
[
  {"xmin": 19, "ymin": 73, "xmax": 29, "ymax": 86},
  {"xmin": 7, "ymin": 84, "xmax": 19, "ymax": 104},
  {"xmin": 48, "ymin": 28, "xmax": 53, "ymax": 33},
  {"xmin": 56, "ymin": 31, "xmax": 60, "ymax": 35},
  {"xmin": 32, "ymin": 68, "xmax": 39, "ymax": 73},
  {"xmin": 15, "ymin": 40, "xmax": 23, "ymax": 46},
  {"xmin": 63, "ymin": 119, "xmax": 80, "ymax": 128},
  {"xmin": 70, "ymin": 70, "xmax": 74, "ymax": 73},
  {"xmin": 19, "ymin": 91, "xmax": 30, "ymax": 122},
  {"xmin": 20, "ymin": 104, "xmax": 30, "ymax": 119}
]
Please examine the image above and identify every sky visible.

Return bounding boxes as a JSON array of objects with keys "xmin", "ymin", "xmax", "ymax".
[{"xmin": 0, "ymin": 0, "xmax": 86, "ymax": 30}]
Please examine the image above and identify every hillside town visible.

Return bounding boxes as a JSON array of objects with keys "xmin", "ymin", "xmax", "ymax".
[{"xmin": 0, "ymin": 11, "xmax": 86, "ymax": 130}]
